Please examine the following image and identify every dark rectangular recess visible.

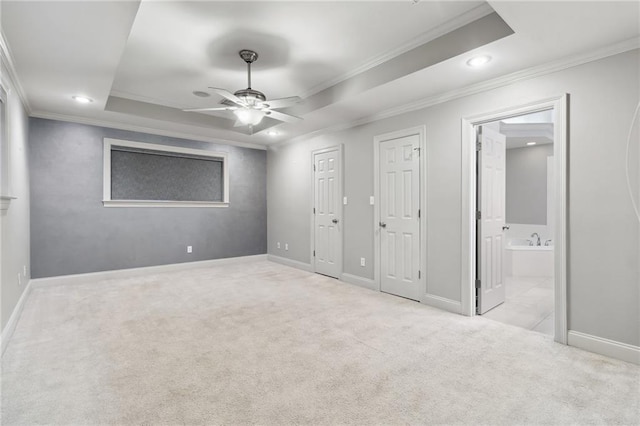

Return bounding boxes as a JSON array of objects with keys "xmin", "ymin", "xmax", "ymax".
[{"xmin": 110, "ymin": 147, "xmax": 223, "ymax": 202}]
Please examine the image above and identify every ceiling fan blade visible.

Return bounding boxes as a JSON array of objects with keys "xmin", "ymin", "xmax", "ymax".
[
  {"xmin": 183, "ymin": 106, "xmax": 238, "ymax": 112},
  {"xmin": 265, "ymin": 109, "xmax": 302, "ymax": 123},
  {"xmin": 262, "ymin": 96, "xmax": 301, "ymax": 109},
  {"xmin": 209, "ymin": 87, "xmax": 245, "ymax": 106}
]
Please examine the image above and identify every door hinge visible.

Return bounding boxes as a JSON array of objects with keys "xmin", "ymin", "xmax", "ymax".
[
  {"xmin": 418, "ymin": 209, "xmax": 421, "ymax": 219},
  {"xmin": 313, "ymin": 250, "xmax": 316, "ymax": 257},
  {"xmin": 476, "ymin": 140, "xmax": 482, "ymax": 151},
  {"xmin": 418, "ymin": 270, "xmax": 421, "ymax": 279},
  {"xmin": 475, "ymin": 279, "xmax": 481, "ymax": 289},
  {"xmin": 476, "ymin": 128, "xmax": 482, "ymax": 151},
  {"xmin": 476, "ymin": 210, "xmax": 481, "ymax": 220},
  {"xmin": 313, "ymin": 164, "xmax": 316, "ymax": 171},
  {"xmin": 313, "ymin": 207, "xmax": 316, "ymax": 214}
]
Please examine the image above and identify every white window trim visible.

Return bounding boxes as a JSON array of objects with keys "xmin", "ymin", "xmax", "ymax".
[{"xmin": 103, "ymin": 138, "xmax": 229, "ymax": 208}]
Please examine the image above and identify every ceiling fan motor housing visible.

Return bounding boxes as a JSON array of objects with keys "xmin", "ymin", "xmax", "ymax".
[{"xmin": 220, "ymin": 88, "xmax": 266, "ymax": 107}]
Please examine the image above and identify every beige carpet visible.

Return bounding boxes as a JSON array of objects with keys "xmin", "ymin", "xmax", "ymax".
[{"xmin": 1, "ymin": 260, "xmax": 639, "ymax": 425}]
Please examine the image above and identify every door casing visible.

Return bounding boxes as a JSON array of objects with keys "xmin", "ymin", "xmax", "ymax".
[
  {"xmin": 310, "ymin": 145, "xmax": 344, "ymax": 278},
  {"xmin": 374, "ymin": 126, "xmax": 427, "ymax": 300},
  {"xmin": 461, "ymin": 94, "xmax": 568, "ymax": 344}
]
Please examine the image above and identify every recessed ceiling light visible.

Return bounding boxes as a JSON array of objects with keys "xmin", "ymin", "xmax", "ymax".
[
  {"xmin": 466, "ymin": 55, "xmax": 492, "ymax": 68},
  {"xmin": 266, "ymin": 130, "xmax": 279, "ymax": 137},
  {"xmin": 72, "ymin": 95, "xmax": 93, "ymax": 104},
  {"xmin": 526, "ymin": 141, "xmax": 537, "ymax": 146}
]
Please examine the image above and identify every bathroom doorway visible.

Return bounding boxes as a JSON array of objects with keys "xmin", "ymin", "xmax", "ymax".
[
  {"xmin": 477, "ymin": 110, "xmax": 556, "ymax": 335},
  {"xmin": 461, "ymin": 95, "xmax": 568, "ymax": 344}
]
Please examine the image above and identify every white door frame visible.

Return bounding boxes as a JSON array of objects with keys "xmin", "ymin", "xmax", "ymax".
[
  {"xmin": 310, "ymin": 145, "xmax": 344, "ymax": 277},
  {"xmin": 461, "ymin": 94, "xmax": 568, "ymax": 344},
  {"xmin": 373, "ymin": 126, "xmax": 427, "ymax": 298}
]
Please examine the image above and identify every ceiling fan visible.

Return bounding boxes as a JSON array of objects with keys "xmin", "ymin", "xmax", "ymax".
[{"xmin": 184, "ymin": 50, "xmax": 302, "ymax": 129}]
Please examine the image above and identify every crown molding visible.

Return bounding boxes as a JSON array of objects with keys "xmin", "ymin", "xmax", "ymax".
[
  {"xmin": 30, "ymin": 111, "xmax": 268, "ymax": 150},
  {"xmin": 276, "ymin": 37, "xmax": 640, "ymax": 149},
  {"xmin": 0, "ymin": 30, "xmax": 31, "ymax": 113},
  {"xmin": 300, "ymin": 3, "xmax": 495, "ymax": 99}
]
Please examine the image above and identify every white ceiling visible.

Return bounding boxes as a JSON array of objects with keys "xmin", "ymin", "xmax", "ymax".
[{"xmin": 2, "ymin": 1, "xmax": 639, "ymax": 149}]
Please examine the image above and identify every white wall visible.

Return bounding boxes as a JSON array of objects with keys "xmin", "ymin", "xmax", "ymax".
[
  {"xmin": 267, "ymin": 49, "xmax": 639, "ymax": 347},
  {"xmin": 505, "ymin": 144, "xmax": 554, "ymax": 225},
  {"xmin": 0, "ymin": 56, "xmax": 31, "ymax": 332}
]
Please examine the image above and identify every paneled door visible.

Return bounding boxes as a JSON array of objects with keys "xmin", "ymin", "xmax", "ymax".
[
  {"xmin": 379, "ymin": 135, "xmax": 421, "ymax": 301},
  {"xmin": 477, "ymin": 125, "xmax": 507, "ymax": 314},
  {"xmin": 313, "ymin": 148, "xmax": 342, "ymax": 278}
]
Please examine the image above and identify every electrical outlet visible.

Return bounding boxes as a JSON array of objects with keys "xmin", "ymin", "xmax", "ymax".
[
  {"xmin": 343, "ymin": 196, "xmax": 348, "ymax": 205},
  {"xmin": 360, "ymin": 257, "xmax": 366, "ymax": 267},
  {"xmin": 277, "ymin": 242, "xmax": 281, "ymax": 249},
  {"xmin": 17, "ymin": 273, "xmax": 22, "ymax": 287},
  {"xmin": 369, "ymin": 196, "xmax": 375, "ymax": 205},
  {"xmin": 187, "ymin": 245, "xmax": 193, "ymax": 254},
  {"xmin": 285, "ymin": 243, "xmax": 289, "ymax": 251}
]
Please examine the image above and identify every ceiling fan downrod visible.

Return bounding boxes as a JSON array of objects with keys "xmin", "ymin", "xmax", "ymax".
[{"xmin": 239, "ymin": 49, "xmax": 258, "ymax": 90}]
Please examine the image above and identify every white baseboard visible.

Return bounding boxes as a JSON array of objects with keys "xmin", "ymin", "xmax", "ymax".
[
  {"xmin": 421, "ymin": 294, "xmax": 462, "ymax": 314},
  {"xmin": 1, "ymin": 279, "xmax": 33, "ymax": 356},
  {"xmin": 568, "ymin": 330, "xmax": 640, "ymax": 365},
  {"xmin": 30, "ymin": 254, "xmax": 268, "ymax": 288},
  {"xmin": 341, "ymin": 273, "xmax": 377, "ymax": 291},
  {"xmin": 267, "ymin": 254, "xmax": 313, "ymax": 272}
]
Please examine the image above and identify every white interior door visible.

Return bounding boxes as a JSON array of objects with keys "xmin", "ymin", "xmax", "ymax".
[
  {"xmin": 379, "ymin": 135, "xmax": 421, "ymax": 301},
  {"xmin": 314, "ymin": 149, "xmax": 342, "ymax": 278},
  {"xmin": 477, "ymin": 125, "xmax": 506, "ymax": 314}
]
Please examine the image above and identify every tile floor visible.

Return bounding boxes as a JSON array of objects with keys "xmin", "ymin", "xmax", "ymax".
[{"xmin": 482, "ymin": 276, "xmax": 554, "ymax": 335}]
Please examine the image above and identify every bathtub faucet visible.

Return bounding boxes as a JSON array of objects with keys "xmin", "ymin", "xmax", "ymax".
[{"xmin": 531, "ymin": 232, "xmax": 541, "ymax": 246}]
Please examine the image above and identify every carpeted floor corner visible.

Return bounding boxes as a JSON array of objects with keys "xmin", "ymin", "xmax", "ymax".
[{"xmin": 2, "ymin": 260, "xmax": 639, "ymax": 425}]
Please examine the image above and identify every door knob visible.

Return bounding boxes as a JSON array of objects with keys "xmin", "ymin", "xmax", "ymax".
[
  {"xmin": 502, "ymin": 225, "xmax": 510, "ymax": 231},
  {"xmin": 379, "ymin": 222, "xmax": 387, "ymax": 228},
  {"xmin": 332, "ymin": 218, "xmax": 339, "ymax": 224}
]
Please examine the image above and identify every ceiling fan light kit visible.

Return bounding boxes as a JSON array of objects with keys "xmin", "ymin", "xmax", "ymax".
[
  {"xmin": 234, "ymin": 108, "xmax": 266, "ymax": 126},
  {"xmin": 184, "ymin": 49, "xmax": 302, "ymax": 130}
]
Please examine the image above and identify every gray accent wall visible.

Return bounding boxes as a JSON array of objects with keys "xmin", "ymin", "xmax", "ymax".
[
  {"xmin": 29, "ymin": 118, "xmax": 266, "ymax": 278},
  {"xmin": 1, "ymin": 60, "xmax": 31, "ymax": 332},
  {"xmin": 267, "ymin": 49, "xmax": 640, "ymax": 347},
  {"xmin": 505, "ymin": 144, "xmax": 553, "ymax": 225}
]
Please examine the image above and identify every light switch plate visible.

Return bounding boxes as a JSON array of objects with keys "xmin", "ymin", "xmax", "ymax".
[{"xmin": 369, "ymin": 196, "xmax": 375, "ymax": 205}]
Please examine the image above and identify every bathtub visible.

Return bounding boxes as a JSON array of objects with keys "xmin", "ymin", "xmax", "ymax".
[{"xmin": 505, "ymin": 239, "xmax": 554, "ymax": 278}]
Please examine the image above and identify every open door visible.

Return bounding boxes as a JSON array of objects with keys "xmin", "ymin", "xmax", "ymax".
[{"xmin": 477, "ymin": 125, "xmax": 506, "ymax": 314}]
